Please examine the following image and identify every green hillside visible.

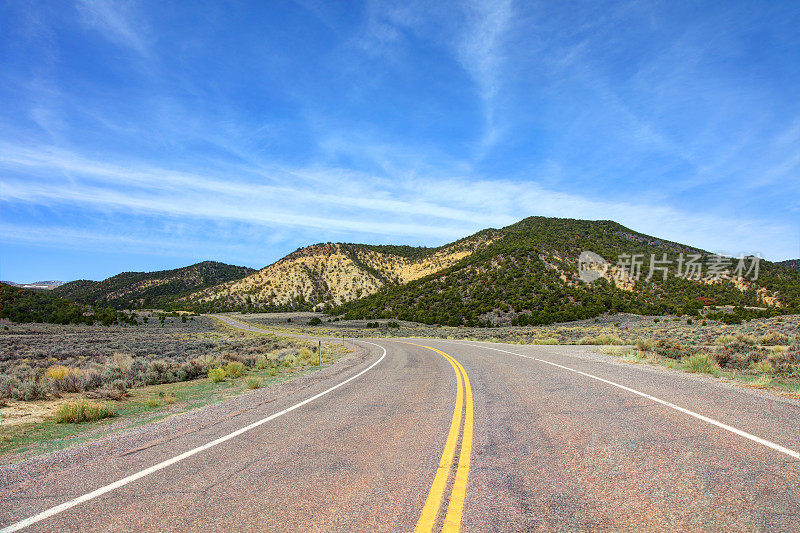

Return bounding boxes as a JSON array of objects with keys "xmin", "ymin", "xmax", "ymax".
[
  {"xmin": 779, "ymin": 259, "xmax": 800, "ymax": 271},
  {"xmin": 0, "ymin": 283, "xmax": 134, "ymax": 325},
  {"xmin": 53, "ymin": 261, "xmax": 255, "ymax": 309},
  {"xmin": 334, "ymin": 217, "xmax": 799, "ymax": 326}
]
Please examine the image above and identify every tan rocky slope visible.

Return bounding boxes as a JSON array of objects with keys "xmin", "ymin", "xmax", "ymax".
[{"xmin": 183, "ymin": 231, "xmax": 496, "ymax": 310}]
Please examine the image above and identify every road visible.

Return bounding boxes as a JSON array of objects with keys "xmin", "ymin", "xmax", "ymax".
[{"xmin": 1, "ymin": 319, "xmax": 799, "ymax": 531}]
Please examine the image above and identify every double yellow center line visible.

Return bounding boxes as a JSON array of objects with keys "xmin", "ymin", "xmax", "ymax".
[{"xmin": 405, "ymin": 344, "xmax": 474, "ymax": 533}]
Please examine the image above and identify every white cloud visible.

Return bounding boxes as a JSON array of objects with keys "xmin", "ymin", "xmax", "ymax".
[
  {"xmin": 1, "ymin": 142, "xmax": 795, "ymax": 261},
  {"xmin": 76, "ymin": 0, "xmax": 150, "ymax": 56},
  {"xmin": 455, "ymin": 0, "xmax": 513, "ymax": 155}
]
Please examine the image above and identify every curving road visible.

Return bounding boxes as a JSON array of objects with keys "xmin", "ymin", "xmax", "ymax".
[{"xmin": 1, "ymin": 319, "xmax": 799, "ymax": 531}]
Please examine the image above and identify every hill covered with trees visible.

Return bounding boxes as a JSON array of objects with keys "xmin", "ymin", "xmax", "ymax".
[
  {"xmin": 779, "ymin": 259, "xmax": 800, "ymax": 271},
  {"xmin": 53, "ymin": 261, "xmax": 255, "ymax": 309},
  {"xmin": 0, "ymin": 283, "xmax": 134, "ymax": 325},
  {"xmin": 332, "ymin": 217, "xmax": 799, "ymax": 326}
]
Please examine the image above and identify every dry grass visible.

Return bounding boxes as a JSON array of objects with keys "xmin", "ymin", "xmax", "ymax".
[
  {"xmin": 54, "ymin": 400, "xmax": 116, "ymax": 423},
  {"xmin": 224, "ymin": 361, "xmax": 245, "ymax": 378},
  {"xmin": 683, "ymin": 353, "xmax": 718, "ymax": 374},
  {"xmin": 208, "ymin": 368, "xmax": 226, "ymax": 383},
  {"xmin": 578, "ymin": 334, "xmax": 624, "ymax": 345}
]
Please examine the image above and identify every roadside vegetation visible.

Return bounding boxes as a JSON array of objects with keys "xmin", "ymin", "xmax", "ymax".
[
  {"xmin": 240, "ymin": 311, "xmax": 800, "ymax": 346},
  {"xmin": 240, "ymin": 310, "xmax": 800, "ymax": 395},
  {"xmin": 600, "ymin": 332, "xmax": 800, "ymax": 395},
  {"xmin": 0, "ymin": 316, "xmax": 339, "ymax": 403},
  {"xmin": 0, "ymin": 316, "xmax": 344, "ymax": 409},
  {"xmin": 0, "ymin": 316, "xmax": 349, "ymax": 458}
]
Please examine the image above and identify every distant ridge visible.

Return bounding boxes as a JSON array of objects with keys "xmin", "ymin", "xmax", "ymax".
[
  {"xmin": 53, "ymin": 261, "xmax": 255, "ymax": 309},
  {"xmin": 1, "ymin": 280, "xmax": 65, "ymax": 290}
]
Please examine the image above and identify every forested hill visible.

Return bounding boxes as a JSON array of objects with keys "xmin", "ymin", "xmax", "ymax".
[
  {"xmin": 779, "ymin": 259, "xmax": 800, "ymax": 271},
  {"xmin": 0, "ymin": 283, "xmax": 134, "ymax": 325},
  {"xmin": 333, "ymin": 217, "xmax": 799, "ymax": 326},
  {"xmin": 53, "ymin": 261, "xmax": 255, "ymax": 309}
]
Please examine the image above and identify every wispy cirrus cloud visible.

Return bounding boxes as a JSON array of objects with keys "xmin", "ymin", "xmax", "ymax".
[
  {"xmin": 76, "ymin": 0, "xmax": 150, "ymax": 56},
  {"xmin": 455, "ymin": 0, "xmax": 513, "ymax": 154},
  {"xmin": 1, "ymin": 142, "xmax": 795, "ymax": 261}
]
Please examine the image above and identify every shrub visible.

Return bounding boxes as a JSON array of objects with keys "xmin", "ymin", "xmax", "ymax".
[
  {"xmin": 579, "ymin": 334, "xmax": 624, "ymax": 345},
  {"xmin": 298, "ymin": 347, "xmax": 316, "ymax": 365},
  {"xmin": 281, "ymin": 354, "xmax": 299, "ymax": 367},
  {"xmin": 245, "ymin": 376, "xmax": 262, "ymax": 389},
  {"xmin": 713, "ymin": 340, "xmax": 764, "ymax": 370},
  {"xmin": 3, "ymin": 378, "xmax": 52, "ymax": 401},
  {"xmin": 224, "ymin": 361, "xmax": 245, "ymax": 378},
  {"xmin": 308, "ymin": 317, "xmax": 322, "ymax": 326},
  {"xmin": 145, "ymin": 397, "xmax": 162, "ymax": 408},
  {"xmin": 44, "ymin": 365, "xmax": 72, "ymax": 381},
  {"xmin": 758, "ymin": 332, "xmax": 789, "ymax": 346},
  {"xmin": 254, "ymin": 355, "xmax": 268, "ymax": 369},
  {"xmin": 208, "ymin": 367, "xmax": 226, "ymax": 383},
  {"xmin": 750, "ymin": 359, "xmax": 773, "ymax": 375},
  {"xmin": 55, "ymin": 400, "xmax": 116, "ymax": 423},
  {"xmin": 635, "ymin": 338, "xmax": 654, "ymax": 352},
  {"xmin": 86, "ymin": 386, "xmax": 126, "ymax": 401},
  {"xmin": 654, "ymin": 340, "xmax": 693, "ymax": 360},
  {"xmin": 715, "ymin": 335, "xmax": 737, "ymax": 345},
  {"xmin": 83, "ymin": 371, "xmax": 104, "ymax": 391},
  {"xmin": 530, "ymin": 337, "xmax": 559, "ymax": 345},
  {"xmin": 769, "ymin": 344, "xmax": 800, "ymax": 374},
  {"xmin": 683, "ymin": 353, "xmax": 718, "ymax": 374},
  {"xmin": 45, "ymin": 365, "xmax": 84, "ymax": 393}
]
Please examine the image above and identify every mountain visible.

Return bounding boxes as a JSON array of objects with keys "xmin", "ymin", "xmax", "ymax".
[
  {"xmin": 1, "ymin": 280, "xmax": 65, "ymax": 290},
  {"xmin": 333, "ymin": 217, "xmax": 799, "ymax": 326},
  {"xmin": 779, "ymin": 259, "xmax": 800, "ymax": 271},
  {"xmin": 181, "ymin": 231, "xmax": 496, "ymax": 311},
  {"xmin": 0, "ymin": 283, "xmax": 132, "ymax": 325},
  {"xmin": 53, "ymin": 261, "xmax": 255, "ymax": 309}
]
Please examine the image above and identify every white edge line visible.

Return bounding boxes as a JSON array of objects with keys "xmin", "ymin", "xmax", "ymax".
[
  {"xmin": 440, "ymin": 340, "xmax": 800, "ymax": 460},
  {"xmin": 1, "ymin": 342, "xmax": 387, "ymax": 532}
]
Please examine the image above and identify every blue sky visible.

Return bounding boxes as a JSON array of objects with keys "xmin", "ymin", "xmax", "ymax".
[{"xmin": 1, "ymin": 0, "xmax": 798, "ymax": 282}]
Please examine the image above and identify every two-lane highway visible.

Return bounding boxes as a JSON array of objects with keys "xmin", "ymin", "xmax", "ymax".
[{"xmin": 1, "ymin": 326, "xmax": 799, "ymax": 531}]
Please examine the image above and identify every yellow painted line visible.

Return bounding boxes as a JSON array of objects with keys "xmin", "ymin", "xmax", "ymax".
[
  {"xmin": 443, "ymin": 356, "xmax": 473, "ymax": 533},
  {"xmin": 402, "ymin": 342, "xmax": 473, "ymax": 533},
  {"xmin": 408, "ymin": 343, "xmax": 464, "ymax": 533}
]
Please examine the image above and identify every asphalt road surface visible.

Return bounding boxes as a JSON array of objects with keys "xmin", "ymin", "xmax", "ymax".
[{"xmin": 1, "ymin": 318, "xmax": 799, "ymax": 531}]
